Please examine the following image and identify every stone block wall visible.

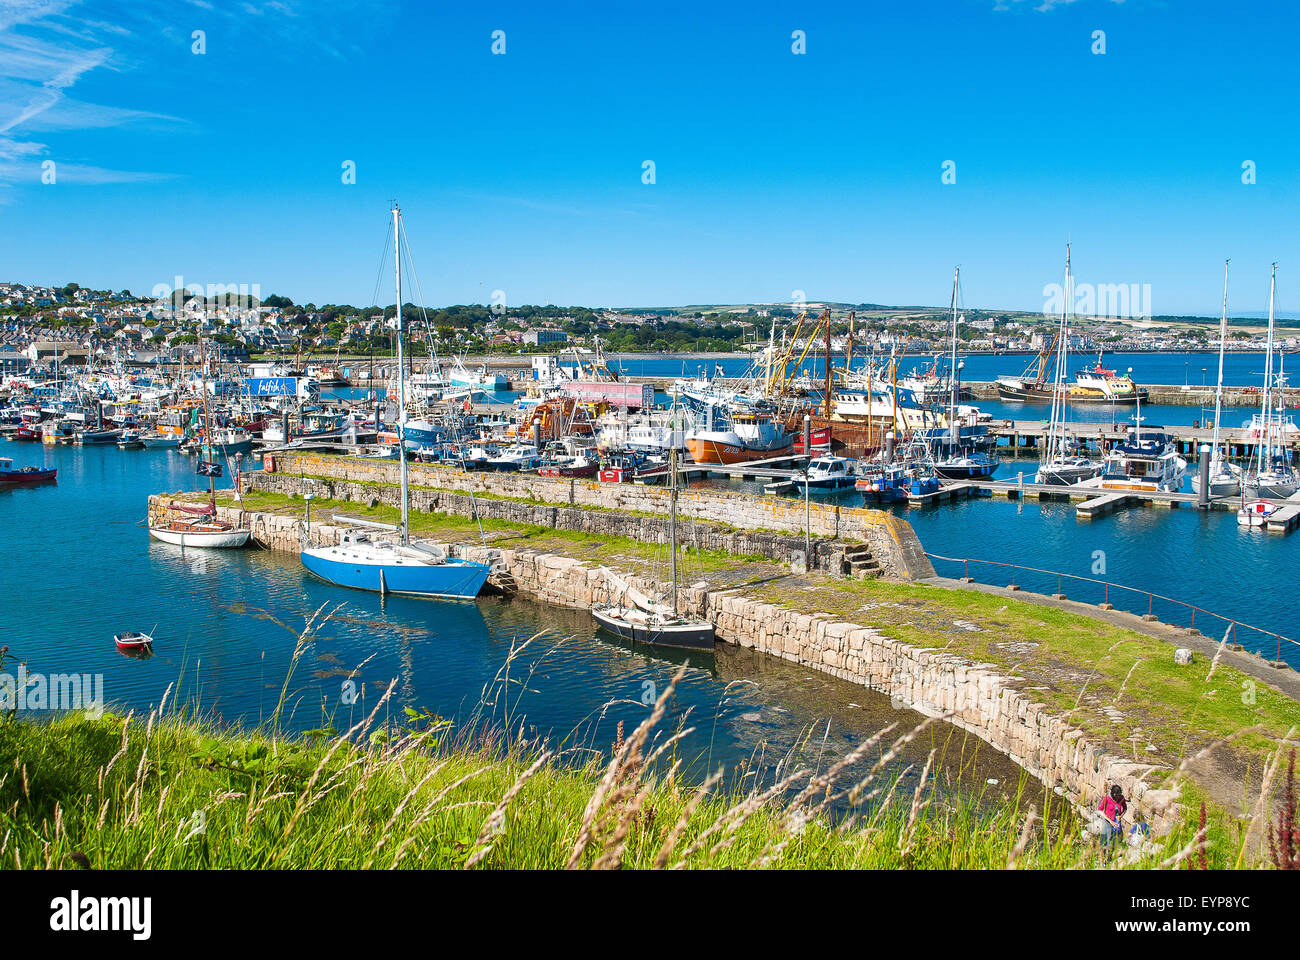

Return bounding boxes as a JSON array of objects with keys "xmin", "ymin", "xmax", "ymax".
[{"xmin": 255, "ymin": 453, "xmax": 935, "ymax": 580}]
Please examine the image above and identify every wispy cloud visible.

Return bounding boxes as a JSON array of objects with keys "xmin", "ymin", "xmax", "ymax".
[
  {"xmin": 993, "ymin": 0, "xmax": 1122, "ymax": 11},
  {"xmin": 0, "ymin": 0, "xmax": 180, "ymax": 191}
]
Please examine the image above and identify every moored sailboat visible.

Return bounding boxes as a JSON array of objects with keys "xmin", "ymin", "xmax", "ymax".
[
  {"xmin": 1241, "ymin": 265, "xmax": 1299, "ymax": 500},
  {"xmin": 147, "ymin": 333, "xmax": 251, "ymax": 549},
  {"xmin": 1191, "ymin": 260, "xmax": 1242, "ymax": 498},
  {"xmin": 1036, "ymin": 245, "xmax": 1101, "ymax": 485},
  {"xmin": 592, "ymin": 440, "xmax": 714, "ymax": 650},
  {"xmin": 299, "ymin": 204, "xmax": 490, "ymax": 600}
]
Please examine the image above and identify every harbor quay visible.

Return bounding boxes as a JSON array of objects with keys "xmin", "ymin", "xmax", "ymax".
[{"xmin": 148, "ymin": 453, "xmax": 1300, "ymax": 836}]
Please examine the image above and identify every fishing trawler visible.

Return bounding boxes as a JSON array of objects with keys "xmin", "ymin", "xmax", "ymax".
[
  {"xmin": 686, "ymin": 409, "xmax": 792, "ymax": 464},
  {"xmin": 997, "ymin": 351, "xmax": 1145, "ymax": 405},
  {"xmin": 0, "ymin": 457, "xmax": 57, "ymax": 485},
  {"xmin": 1071, "ymin": 356, "xmax": 1147, "ymax": 404}
]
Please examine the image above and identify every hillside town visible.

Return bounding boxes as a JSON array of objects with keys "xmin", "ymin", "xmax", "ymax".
[{"xmin": 2, "ymin": 280, "xmax": 1295, "ymax": 379}]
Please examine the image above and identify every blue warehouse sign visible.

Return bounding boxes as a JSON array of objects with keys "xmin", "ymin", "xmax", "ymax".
[{"xmin": 243, "ymin": 377, "xmax": 297, "ymax": 396}]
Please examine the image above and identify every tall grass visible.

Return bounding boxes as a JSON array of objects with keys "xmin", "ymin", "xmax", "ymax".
[{"xmin": 0, "ymin": 632, "xmax": 1273, "ymax": 870}]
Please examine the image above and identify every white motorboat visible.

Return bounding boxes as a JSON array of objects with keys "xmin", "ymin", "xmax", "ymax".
[
  {"xmin": 485, "ymin": 443, "xmax": 541, "ymax": 472},
  {"xmin": 1085, "ymin": 422, "xmax": 1187, "ymax": 493},
  {"xmin": 793, "ymin": 456, "xmax": 860, "ymax": 492}
]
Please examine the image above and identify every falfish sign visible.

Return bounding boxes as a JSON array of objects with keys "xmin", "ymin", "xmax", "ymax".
[{"xmin": 243, "ymin": 376, "xmax": 297, "ymax": 397}]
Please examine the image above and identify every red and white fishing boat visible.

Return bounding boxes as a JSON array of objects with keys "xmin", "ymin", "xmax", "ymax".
[
  {"xmin": 686, "ymin": 411, "xmax": 793, "ymax": 465},
  {"xmin": 1237, "ymin": 498, "xmax": 1278, "ymax": 528},
  {"xmin": 598, "ymin": 454, "xmax": 639, "ymax": 483}
]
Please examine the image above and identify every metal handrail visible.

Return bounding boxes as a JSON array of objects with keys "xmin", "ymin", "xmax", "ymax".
[{"xmin": 926, "ymin": 552, "xmax": 1296, "ymax": 664}]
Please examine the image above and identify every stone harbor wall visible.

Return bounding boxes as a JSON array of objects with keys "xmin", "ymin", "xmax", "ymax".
[
  {"xmin": 154, "ymin": 493, "xmax": 1178, "ymax": 834},
  {"xmin": 253, "ymin": 453, "xmax": 936, "ymax": 580}
]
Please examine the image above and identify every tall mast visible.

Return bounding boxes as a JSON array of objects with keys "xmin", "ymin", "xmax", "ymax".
[
  {"xmin": 394, "ymin": 203, "xmax": 410, "ymax": 545},
  {"xmin": 1046, "ymin": 245, "xmax": 1071, "ymax": 462},
  {"xmin": 948, "ymin": 266, "xmax": 959, "ymax": 451},
  {"xmin": 197, "ymin": 329, "xmax": 217, "ymax": 513},
  {"xmin": 1210, "ymin": 260, "xmax": 1229, "ymax": 462},
  {"xmin": 669, "ymin": 391, "xmax": 679, "ymax": 617},
  {"xmin": 1259, "ymin": 263, "xmax": 1277, "ymax": 474}
]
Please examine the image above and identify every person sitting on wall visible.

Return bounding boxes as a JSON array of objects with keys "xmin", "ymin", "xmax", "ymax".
[{"xmin": 1098, "ymin": 784, "xmax": 1127, "ymax": 853}]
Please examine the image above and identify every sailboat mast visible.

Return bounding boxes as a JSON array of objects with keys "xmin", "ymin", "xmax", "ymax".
[
  {"xmin": 394, "ymin": 203, "xmax": 410, "ymax": 546},
  {"xmin": 823, "ymin": 309, "xmax": 833, "ymax": 418},
  {"xmin": 197, "ymin": 330, "xmax": 217, "ymax": 512},
  {"xmin": 669, "ymin": 395, "xmax": 679, "ymax": 618},
  {"xmin": 1211, "ymin": 260, "xmax": 1229, "ymax": 460},
  {"xmin": 1259, "ymin": 263, "xmax": 1277, "ymax": 474},
  {"xmin": 1046, "ymin": 245, "xmax": 1071, "ymax": 462},
  {"xmin": 948, "ymin": 267, "xmax": 959, "ymax": 450}
]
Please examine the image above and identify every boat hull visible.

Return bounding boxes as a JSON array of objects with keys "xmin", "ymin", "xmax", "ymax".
[
  {"xmin": 686, "ymin": 437, "xmax": 792, "ymax": 465},
  {"xmin": 1035, "ymin": 463, "xmax": 1101, "ymax": 486},
  {"xmin": 933, "ymin": 460, "xmax": 999, "ymax": 481},
  {"xmin": 1190, "ymin": 473, "xmax": 1241, "ymax": 498},
  {"xmin": 1242, "ymin": 475, "xmax": 1299, "ymax": 500},
  {"xmin": 592, "ymin": 608, "xmax": 715, "ymax": 650},
  {"xmin": 996, "ymin": 381, "xmax": 1145, "ymax": 404},
  {"xmin": 148, "ymin": 525, "xmax": 251, "ymax": 548},
  {"xmin": 0, "ymin": 467, "xmax": 57, "ymax": 484},
  {"xmin": 300, "ymin": 549, "xmax": 489, "ymax": 599},
  {"xmin": 538, "ymin": 463, "xmax": 599, "ymax": 478}
]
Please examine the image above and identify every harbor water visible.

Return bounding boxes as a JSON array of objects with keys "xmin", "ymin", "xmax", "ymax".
[{"xmin": 0, "ymin": 442, "xmax": 1024, "ymax": 803}]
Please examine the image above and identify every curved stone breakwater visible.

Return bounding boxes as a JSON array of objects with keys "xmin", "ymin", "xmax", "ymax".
[{"xmin": 145, "ymin": 482, "xmax": 1180, "ymax": 834}]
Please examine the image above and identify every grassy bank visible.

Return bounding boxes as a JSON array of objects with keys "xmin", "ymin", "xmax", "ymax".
[
  {"xmin": 0, "ymin": 683, "xmax": 1247, "ymax": 870},
  {"xmin": 219, "ymin": 488, "xmax": 770, "ymax": 572}
]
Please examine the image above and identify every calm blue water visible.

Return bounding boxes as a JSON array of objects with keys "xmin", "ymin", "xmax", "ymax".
[
  {"xmin": 0, "ymin": 442, "xmax": 1023, "ymax": 797},
  {"xmin": 692, "ymin": 456, "xmax": 1299, "ymax": 667},
  {"xmin": 614, "ymin": 351, "xmax": 1286, "ymax": 390}
]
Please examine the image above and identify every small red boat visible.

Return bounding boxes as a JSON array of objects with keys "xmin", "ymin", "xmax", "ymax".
[
  {"xmin": 538, "ymin": 457, "xmax": 599, "ymax": 479},
  {"xmin": 12, "ymin": 424, "xmax": 41, "ymax": 441},
  {"xmin": 114, "ymin": 631, "xmax": 154, "ymax": 651},
  {"xmin": 0, "ymin": 458, "xmax": 56, "ymax": 484}
]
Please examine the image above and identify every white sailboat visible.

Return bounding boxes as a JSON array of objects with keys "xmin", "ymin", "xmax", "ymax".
[
  {"xmin": 1037, "ymin": 244, "xmax": 1101, "ymax": 485},
  {"xmin": 932, "ymin": 266, "xmax": 997, "ymax": 480},
  {"xmin": 1191, "ymin": 260, "xmax": 1242, "ymax": 498},
  {"xmin": 147, "ymin": 332, "xmax": 252, "ymax": 549},
  {"xmin": 1241, "ymin": 264, "xmax": 1299, "ymax": 499}
]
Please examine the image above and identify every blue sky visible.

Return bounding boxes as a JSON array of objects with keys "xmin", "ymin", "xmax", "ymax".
[{"xmin": 1, "ymin": 0, "xmax": 1297, "ymax": 315}]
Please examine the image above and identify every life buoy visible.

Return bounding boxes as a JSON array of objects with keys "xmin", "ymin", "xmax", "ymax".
[{"xmin": 463, "ymin": 399, "xmax": 471, "ymax": 413}]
